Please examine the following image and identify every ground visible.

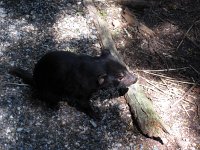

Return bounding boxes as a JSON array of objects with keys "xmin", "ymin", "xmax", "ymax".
[{"xmin": 0, "ymin": 0, "xmax": 200, "ymax": 149}]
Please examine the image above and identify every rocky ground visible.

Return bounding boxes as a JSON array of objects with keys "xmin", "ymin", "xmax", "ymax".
[{"xmin": 0, "ymin": 0, "xmax": 200, "ymax": 149}]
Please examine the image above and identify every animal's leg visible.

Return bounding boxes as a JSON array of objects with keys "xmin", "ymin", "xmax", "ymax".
[
  {"xmin": 77, "ymin": 99, "xmax": 100, "ymax": 120},
  {"xmin": 39, "ymin": 90, "xmax": 60, "ymax": 109}
]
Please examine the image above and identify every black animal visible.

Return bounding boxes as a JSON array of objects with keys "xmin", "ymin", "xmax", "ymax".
[{"xmin": 10, "ymin": 50, "xmax": 137, "ymax": 119}]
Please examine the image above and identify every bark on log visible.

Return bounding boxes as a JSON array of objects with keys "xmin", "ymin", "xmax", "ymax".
[
  {"xmin": 84, "ymin": 0, "xmax": 170, "ymax": 139},
  {"xmin": 121, "ymin": 7, "xmax": 155, "ymax": 38},
  {"xmin": 93, "ymin": 0, "xmax": 152, "ymax": 8},
  {"xmin": 125, "ymin": 84, "xmax": 170, "ymax": 137},
  {"xmin": 117, "ymin": 0, "xmax": 152, "ymax": 9},
  {"xmin": 84, "ymin": 0, "xmax": 125, "ymax": 65}
]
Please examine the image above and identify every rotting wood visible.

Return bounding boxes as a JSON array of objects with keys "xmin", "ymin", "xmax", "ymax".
[
  {"xmin": 84, "ymin": 0, "xmax": 170, "ymax": 140},
  {"xmin": 93, "ymin": 0, "xmax": 152, "ymax": 8},
  {"xmin": 116, "ymin": 0, "xmax": 152, "ymax": 9},
  {"xmin": 84, "ymin": 0, "xmax": 125, "ymax": 65},
  {"xmin": 121, "ymin": 7, "xmax": 155, "ymax": 38},
  {"xmin": 126, "ymin": 84, "xmax": 170, "ymax": 137}
]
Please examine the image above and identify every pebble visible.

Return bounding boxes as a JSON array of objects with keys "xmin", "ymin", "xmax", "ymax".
[
  {"xmin": 0, "ymin": 51, "xmax": 3, "ymax": 56},
  {"xmin": 16, "ymin": 128, "xmax": 23, "ymax": 132},
  {"xmin": 89, "ymin": 120, "xmax": 97, "ymax": 128},
  {"xmin": 0, "ymin": 8, "xmax": 6, "ymax": 18}
]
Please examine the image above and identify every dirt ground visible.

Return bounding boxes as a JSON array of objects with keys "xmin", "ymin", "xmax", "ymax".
[{"xmin": 0, "ymin": 0, "xmax": 200, "ymax": 149}]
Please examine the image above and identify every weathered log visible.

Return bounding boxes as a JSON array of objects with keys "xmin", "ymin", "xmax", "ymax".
[
  {"xmin": 84, "ymin": 0, "xmax": 170, "ymax": 139},
  {"xmin": 93, "ymin": 0, "xmax": 152, "ymax": 8},
  {"xmin": 117, "ymin": 0, "xmax": 152, "ymax": 9},
  {"xmin": 84, "ymin": 0, "xmax": 125, "ymax": 64},
  {"xmin": 125, "ymin": 84, "xmax": 169, "ymax": 137},
  {"xmin": 121, "ymin": 7, "xmax": 155, "ymax": 38}
]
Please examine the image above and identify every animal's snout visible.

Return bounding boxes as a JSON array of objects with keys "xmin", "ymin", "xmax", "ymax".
[{"xmin": 120, "ymin": 71, "xmax": 137, "ymax": 87}]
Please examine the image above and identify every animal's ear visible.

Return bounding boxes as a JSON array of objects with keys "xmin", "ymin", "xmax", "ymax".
[
  {"xmin": 100, "ymin": 49, "xmax": 111, "ymax": 58},
  {"xmin": 98, "ymin": 74, "xmax": 107, "ymax": 85}
]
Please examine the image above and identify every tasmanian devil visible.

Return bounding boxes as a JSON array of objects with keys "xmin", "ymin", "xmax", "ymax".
[{"xmin": 9, "ymin": 50, "xmax": 137, "ymax": 119}]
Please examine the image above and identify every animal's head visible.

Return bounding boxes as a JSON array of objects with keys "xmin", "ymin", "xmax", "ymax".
[{"xmin": 97, "ymin": 50, "xmax": 137, "ymax": 90}]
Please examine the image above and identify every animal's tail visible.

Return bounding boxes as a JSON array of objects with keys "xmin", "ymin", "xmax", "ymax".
[{"xmin": 9, "ymin": 67, "xmax": 34, "ymax": 86}]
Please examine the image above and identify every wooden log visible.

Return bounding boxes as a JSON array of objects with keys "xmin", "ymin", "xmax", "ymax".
[
  {"xmin": 93, "ymin": 0, "xmax": 152, "ymax": 8},
  {"xmin": 117, "ymin": 0, "xmax": 152, "ymax": 9},
  {"xmin": 121, "ymin": 7, "xmax": 155, "ymax": 38},
  {"xmin": 125, "ymin": 83, "xmax": 170, "ymax": 137},
  {"xmin": 84, "ymin": 0, "xmax": 125, "ymax": 65},
  {"xmin": 84, "ymin": 0, "xmax": 170, "ymax": 140}
]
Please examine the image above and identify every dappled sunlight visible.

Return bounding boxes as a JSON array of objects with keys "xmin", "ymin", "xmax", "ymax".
[
  {"xmin": 0, "ymin": 105, "xmax": 16, "ymax": 147},
  {"xmin": 1, "ymin": 17, "xmax": 38, "ymax": 47},
  {"xmin": 0, "ymin": 14, "xmax": 38, "ymax": 66},
  {"xmin": 137, "ymin": 69, "xmax": 199, "ymax": 147},
  {"xmin": 0, "ymin": 0, "xmax": 199, "ymax": 149},
  {"xmin": 155, "ymin": 22, "xmax": 179, "ymax": 36},
  {"xmin": 0, "ymin": 6, "xmax": 38, "ymax": 66},
  {"xmin": 53, "ymin": 13, "xmax": 96, "ymax": 42},
  {"xmin": 90, "ymin": 1, "xmax": 200, "ymax": 149},
  {"xmin": 50, "ymin": 9, "xmax": 101, "ymax": 54}
]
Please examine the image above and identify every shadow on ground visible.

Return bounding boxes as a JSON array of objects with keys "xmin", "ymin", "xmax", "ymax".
[
  {"xmin": 0, "ymin": 0, "xmax": 140, "ymax": 149},
  {"xmin": 0, "ymin": 0, "xmax": 200, "ymax": 149}
]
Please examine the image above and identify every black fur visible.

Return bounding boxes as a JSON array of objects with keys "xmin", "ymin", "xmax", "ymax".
[{"xmin": 10, "ymin": 50, "xmax": 137, "ymax": 119}]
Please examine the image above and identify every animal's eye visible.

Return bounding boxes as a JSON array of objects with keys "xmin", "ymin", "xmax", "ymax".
[{"xmin": 117, "ymin": 73, "xmax": 124, "ymax": 80}]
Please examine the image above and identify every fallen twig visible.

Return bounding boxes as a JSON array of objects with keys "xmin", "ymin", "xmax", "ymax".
[
  {"xmin": 190, "ymin": 65, "xmax": 200, "ymax": 75},
  {"xmin": 196, "ymin": 103, "xmax": 199, "ymax": 118},
  {"xmin": 123, "ymin": 28, "xmax": 132, "ymax": 38},
  {"xmin": 6, "ymin": 83, "xmax": 29, "ymax": 86},
  {"xmin": 186, "ymin": 36, "xmax": 200, "ymax": 50},
  {"xmin": 182, "ymin": 99, "xmax": 195, "ymax": 105},
  {"xmin": 142, "ymin": 71, "xmax": 175, "ymax": 80},
  {"xmin": 137, "ymin": 67, "xmax": 190, "ymax": 72},
  {"xmin": 164, "ymin": 79, "xmax": 197, "ymax": 85},
  {"xmin": 176, "ymin": 24, "xmax": 194, "ymax": 50},
  {"xmin": 160, "ymin": 78, "xmax": 170, "ymax": 91},
  {"xmin": 181, "ymin": 104, "xmax": 190, "ymax": 117},
  {"xmin": 172, "ymin": 84, "xmax": 197, "ymax": 107},
  {"xmin": 145, "ymin": 79, "xmax": 172, "ymax": 96},
  {"xmin": 151, "ymin": 10, "xmax": 166, "ymax": 23},
  {"xmin": 142, "ymin": 71, "xmax": 197, "ymax": 85},
  {"xmin": 139, "ymin": 84, "xmax": 159, "ymax": 93}
]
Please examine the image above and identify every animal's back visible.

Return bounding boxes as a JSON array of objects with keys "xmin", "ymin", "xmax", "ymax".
[
  {"xmin": 33, "ymin": 51, "xmax": 78, "ymax": 93},
  {"xmin": 33, "ymin": 51, "xmax": 98, "ymax": 97}
]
